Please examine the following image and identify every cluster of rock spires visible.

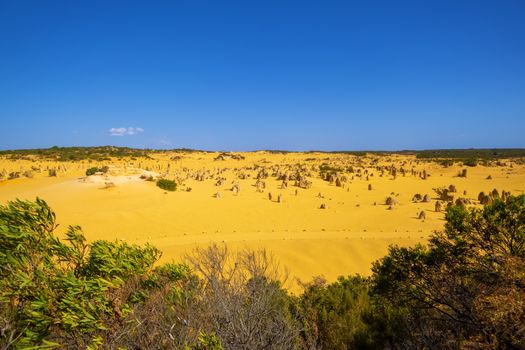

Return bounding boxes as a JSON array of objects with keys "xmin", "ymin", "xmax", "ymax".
[{"xmin": 76, "ymin": 154, "xmax": 514, "ymax": 221}]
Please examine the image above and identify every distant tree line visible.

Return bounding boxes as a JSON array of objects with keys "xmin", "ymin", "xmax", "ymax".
[
  {"xmin": 2, "ymin": 146, "xmax": 525, "ymax": 163},
  {"xmin": 0, "ymin": 147, "xmax": 217, "ymax": 162},
  {"xmin": 0, "ymin": 146, "xmax": 152, "ymax": 162},
  {"xmin": 414, "ymin": 148, "xmax": 525, "ymax": 159}
]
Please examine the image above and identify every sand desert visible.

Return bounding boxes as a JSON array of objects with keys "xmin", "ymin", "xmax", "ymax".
[
  {"xmin": 3, "ymin": 1, "xmax": 525, "ymax": 347},
  {"xmin": 1, "ymin": 149, "xmax": 523, "ymax": 292}
]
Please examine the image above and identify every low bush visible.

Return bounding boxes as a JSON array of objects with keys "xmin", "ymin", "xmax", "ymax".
[
  {"xmin": 462, "ymin": 158, "xmax": 478, "ymax": 167},
  {"xmin": 86, "ymin": 167, "xmax": 99, "ymax": 176},
  {"xmin": 157, "ymin": 178, "xmax": 177, "ymax": 191},
  {"xmin": 438, "ymin": 159, "xmax": 454, "ymax": 167},
  {"xmin": 86, "ymin": 166, "xmax": 109, "ymax": 176}
]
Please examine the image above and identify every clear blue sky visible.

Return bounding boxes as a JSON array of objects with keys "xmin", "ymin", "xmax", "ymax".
[{"xmin": 1, "ymin": 0, "xmax": 524, "ymax": 151}]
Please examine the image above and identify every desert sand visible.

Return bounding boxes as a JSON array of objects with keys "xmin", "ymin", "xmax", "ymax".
[{"xmin": 1, "ymin": 151, "xmax": 524, "ymax": 291}]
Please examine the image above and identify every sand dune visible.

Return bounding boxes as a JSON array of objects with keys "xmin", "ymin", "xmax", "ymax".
[{"xmin": 1, "ymin": 151, "xmax": 524, "ymax": 291}]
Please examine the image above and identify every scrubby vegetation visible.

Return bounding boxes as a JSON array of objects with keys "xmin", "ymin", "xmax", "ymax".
[
  {"xmin": 0, "ymin": 146, "xmax": 215, "ymax": 162},
  {"xmin": 157, "ymin": 179, "xmax": 177, "ymax": 191},
  {"xmin": 0, "ymin": 146, "xmax": 151, "ymax": 162},
  {"xmin": 85, "ymin": 166, "xmax": 109, "ymax": 176},
  {"xmin": 414, "ymin": 148, "xmax": 525, "ymax": 159},
  {"xmin": 414, "ymin": 148, "xmax": 525, "ymax": 166},
  {"xmin": 371, "ymin": 195, "xmax": 525, "ymax": 348},
  {"xmin": 462, "ymin": 158, "xmax": 477, "ymax": 167},
  {"xmin": 1, "ymin": 196, "xmax": 524, "ymax": 349},
  {"xmin": 319, "ymin": 163, "xmax": 345, "ymax": 173}
]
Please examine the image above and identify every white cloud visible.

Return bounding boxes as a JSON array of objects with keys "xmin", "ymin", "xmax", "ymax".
[{"xmin": 110, "ymin": 127, "xmax": 144, "ymax": 136}]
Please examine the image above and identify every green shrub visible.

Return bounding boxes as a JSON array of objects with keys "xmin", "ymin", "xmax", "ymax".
[
  {"xmin": 438, "ymin": 159, "xmax": 454, "ymax": 167},
  {"xmin": 0, "ymin": 198, "xmax": 162, "ymax": 348},
  {"xmin": 462, "ymin": 158, "xmax": 478, "ymax": 167},
  {"xmin": 86, "ymin": 167, "xmax": 99, "ymax": 176},
  {"xmin": 371, "ymin": 195, "xmax": 525, "ymax": 348},
  {"xmin": 190, "ymin": 332, "xmax": 223, "ymax": 350},
  {"xmin": 86, "ymin": 166, "xmax": 109, "ymax": 176},
  {"xmin": 295, "ymin": 276, "xmax": 383, "ymax": 349},
  {"xmin": 157, "ymin": 179, "xmax": 177, "ymax": 191},
  {"xmin": 319, "ymin": 164, "xmax": 344, "ymax": 172}
]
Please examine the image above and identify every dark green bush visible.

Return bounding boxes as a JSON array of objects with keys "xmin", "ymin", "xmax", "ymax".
[
  {"xmin": 86, "ymin": 166, "xmax": 109, "ymax": 176},
  {"xmin": 86, "ymin": 167, "xmax": 99, "ymax": 176},
  {"xmin": 319, "ymin": 164, "xmax": 344, "ymax": 172},
  {"xmin": 294, "ymin": 276, "xmax": 387, "ymax": 349},
  {"xmin": 438, "ymin": 159, "xmax": 454, "ymax": 167},
  {"xmin": 462, "ymin": 158, "xmax": 478, "ymax": 167},
  {"xmin": 371, "ymin": 195, "xmax": 525, "ymax": 348},
  {"xmin": 157, "ymin": 178, "xmax": 177, "ymax": 191}
]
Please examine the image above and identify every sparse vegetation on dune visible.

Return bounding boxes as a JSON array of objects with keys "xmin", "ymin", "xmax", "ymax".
[
  {"xmin": 85, "ymin": 166, "xmax": 109, "ymax": 176},
  {"xmin": 2, "ymin": 146, "xmax": 524, "ymax": 161},
  {"xmin": 1, "ymin": 147, "xmax": 525, "ymax": 348},
  {"xmin": 1, "ymin": 196, "xmax": 524, "ymax": 348},
  {"xmin": 414, "ymin": 148, "xmax": 525, "ymax": 167},
  {"xmin": 1, "ymin": 148, "xmax": 523, "ymax": 288},
  {"xmin": 157, "ymin": 178, "xmax": 177, "ymax": 191},
  {"xmin": 0, "ymin": 146, "xmax": 152, "ymax": 162},
  {"xmin": 414, "ymin": 148, "xmax": 525, "ymax": 159}
]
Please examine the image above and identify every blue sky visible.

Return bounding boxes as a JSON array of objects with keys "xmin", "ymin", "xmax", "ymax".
[{"xmin": 1, "ymin": 0, "xmax": 524, "ymax": 151}]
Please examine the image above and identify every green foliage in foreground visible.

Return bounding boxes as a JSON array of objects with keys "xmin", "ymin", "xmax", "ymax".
[
  {"xmin": 371, "ymin": 195, "xmax": 525, "ymax": 348},
  {"xmin": 1, "ymin": 196, "xmax": 524, "ymax": 349},
  {"xmin": 295, "ymin": 275, "xmax": 389, "ymax": 350},
  {"xmin": 157, "ymin": 178, "xmax": 177, "ymax": 191},
  {"xmin": 0, "ymin": 199, "xmax": 176, "ymax": 348}
]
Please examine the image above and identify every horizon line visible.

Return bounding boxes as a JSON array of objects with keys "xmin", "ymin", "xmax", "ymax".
[{"xmin": 1, "ymin": 145, "xmax": 525, "ymax": 154}]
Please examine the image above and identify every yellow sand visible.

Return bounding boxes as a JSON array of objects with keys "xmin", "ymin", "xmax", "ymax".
[{"xmin": 1, "ymin": 152, "xmax": 524, "ymax": 291}]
